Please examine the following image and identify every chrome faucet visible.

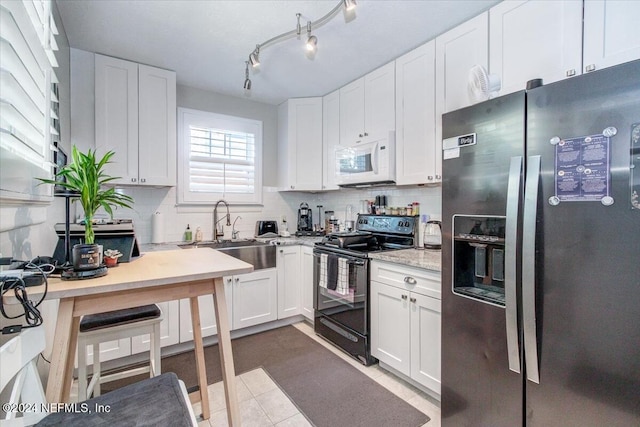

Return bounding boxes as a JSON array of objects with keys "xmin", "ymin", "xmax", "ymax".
[
  {"xmin": 232, "ymin": 215, "xmax": 242, "ymax": 240},
  {"xmin": 213, "ymin": 199, "xmax": 231, "ymax": 241}
]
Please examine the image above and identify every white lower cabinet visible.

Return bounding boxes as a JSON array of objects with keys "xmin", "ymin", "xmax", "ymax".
[
  {"xmin": 178, "ymin": 279, "xmax": 233, "ymax": 343},
  {"xmin": 371, "ymin": 260, "xmax": 441, "ymax": 395},
  {"xmin": 277, "ymin": 246, "xmax": 301, "ymax": 319},
  {"xmin": 232, "ymin": 269, "xmax": 278, "ymax": 330},
  {"xmin": 300, "ymin": 246, "xmax": 315, "ymax": 321}
]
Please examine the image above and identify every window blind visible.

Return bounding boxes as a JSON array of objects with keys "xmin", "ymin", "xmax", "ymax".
[
  {"xmin": 0, "ymin": 0, "xmax": 58, "ymax": 201},
  {"xmin": 177, "ymin": 108, "xmax": 263, "ymax": 205},
  {"xmin": 188, "ymin": 126, "xmax": 256, "ymax": 194}
]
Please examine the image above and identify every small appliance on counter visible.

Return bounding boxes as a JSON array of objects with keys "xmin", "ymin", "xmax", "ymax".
[
  {"xmin": 296, "ymin": 202, "xmax": 324, "ymax": 237},
  {"xmin": 423, "ymin": 220, "xmax": 442, "ymax": 249},
  {"xmin": 255, "ymin": 220, "xmax": 278, "ymax": 238}
]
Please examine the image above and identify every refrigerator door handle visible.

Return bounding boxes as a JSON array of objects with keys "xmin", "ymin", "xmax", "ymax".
[
  {"xmin": 505, "ymin": 156, "xmax": 522, "ymax": 374},
  {"xmin": 523, "ymin": 155, "xmax": 541, "ymax": 384}
]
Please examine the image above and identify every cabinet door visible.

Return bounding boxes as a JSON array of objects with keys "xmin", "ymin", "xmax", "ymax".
[
  {"xmin": 371, "ymin": 281, "xmax": 411, "ymax": 376},
  {"xmin": 131, "ymin": 301, "xmax": 180, "ymax": 353},
  {"xmin": 583, "ymin": 0, "xmax": 640, "ymax": 73},
  {"xmin": 78, "ymin": 339, "xmax": 131, "ymax": 366},
  {"xmin": 339, "ymin": 77, "xmax": 365, "ymax": 143},
  {"xmin": 138, "ymin": 64, "xmax": 176, "ymax": 186},
  {"xmin": 178, "ymin": 279, "xmax": 233, "ymax": 342},
  {"xmin": 395, "ymin": 41, "xmax": 437, "ymax": 185},
  {"xmin": 300, "ymin": 246, "xmax": 315, "ymax": 321},
  {"xmin": 95, "ymin": 54, "xmax": 138, "ymax": 185},
  {"xmin": 277, "ymin": 246, "xmax": 301, "ymax": 319},
  {"xmin": 364, "ymin": 61, "xmax": 395, "ymax": 137},
  {"xmin": 489, "ymin": 0, "xmax": 582, "ymax": 96},
  {"xmin": 322, "ymin": 89, "xmax": 340, "ymax": 190},
  {"xmin": 435, "ymin": 12, "xmax": 489, "ymax": 115},
  {"xmin": 233, "ymin": 269, "xmax": 277, "ymax": 329},
  {"xmin": 410, "ymin": 293, "xmax": 441, "ymax": 394}
]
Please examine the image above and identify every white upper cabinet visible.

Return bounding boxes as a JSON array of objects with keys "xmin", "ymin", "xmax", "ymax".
[
  {"xmin": 95, "ymin": 54, "xmax": 176, "ymax": 186},
  {"xmin": 322, "ymin": 89, "xmax": 340, "ymax": 191},
  {"xmin": 395, "ymin": 40, "xmax": 438, "ymax": 185},
  {"xmin": 277, "ymin": 98, "xmax": 323, "ymax": 191},
  {"xmin": 340, "ymin": 61, "xmax": 395, "ymax": 144},
  {"xmin": 489, "ymin": 0, "xmax": 583, "ymax": 96},
  {"xmin": 583, "ymin": 0, "xmax": 640, "ymax": 73},
  {"xmin": 435, "ymin": 12, "xmax": 489, "ymax": 115}
]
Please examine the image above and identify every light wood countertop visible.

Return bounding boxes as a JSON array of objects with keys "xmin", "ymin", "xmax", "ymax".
[{"xmin": 20, "ymin": 248, "xmax": 254, "ymax": 301}]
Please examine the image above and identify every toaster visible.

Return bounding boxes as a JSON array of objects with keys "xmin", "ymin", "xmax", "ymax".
[{"xmin": 255, "ymin": 220, "xmax": 278, "ymax": 237}]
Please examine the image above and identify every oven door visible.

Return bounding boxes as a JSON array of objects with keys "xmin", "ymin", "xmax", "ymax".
[{"xmin": 313, "ymin": 247, "xmax": 369, "ymax": 335}]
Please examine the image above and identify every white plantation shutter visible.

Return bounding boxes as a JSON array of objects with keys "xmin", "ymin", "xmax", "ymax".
[
  {"xmin": 0, "ymin": 0, "xmax": 59, "ymax": 202},
  {"xmin": 178, "ymin": 108, "xmax": 263, "ymax": 204}
]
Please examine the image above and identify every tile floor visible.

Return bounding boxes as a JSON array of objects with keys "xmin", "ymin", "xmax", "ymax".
[{"xmin": 194, "ymin": 321, "xmax": 441, "ymax": 427}]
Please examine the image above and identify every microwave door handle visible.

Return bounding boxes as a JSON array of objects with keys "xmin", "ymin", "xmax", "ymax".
[{"xmin": 371, "ymin": 142, "xmax": 379, "ymax": 174}]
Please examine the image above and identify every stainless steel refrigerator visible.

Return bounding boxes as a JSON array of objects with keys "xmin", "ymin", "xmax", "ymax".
[{"xmin": 441, "ymin": 59, "xmax": 640, "ymax": 426}]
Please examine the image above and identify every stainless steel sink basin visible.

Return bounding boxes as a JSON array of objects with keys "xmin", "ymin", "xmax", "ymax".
[{"xmin": 178, "ymin": 239, "xmax": 275, "ymax": 270}]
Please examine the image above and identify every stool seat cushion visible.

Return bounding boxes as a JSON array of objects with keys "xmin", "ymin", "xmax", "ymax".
[
  {"xmin": 79, "ymin": 304, "xmax": 161, "ymax": 332},
  {"xmin": 36, "ymin": 373, "xmax": 192, "ymax": 426}
]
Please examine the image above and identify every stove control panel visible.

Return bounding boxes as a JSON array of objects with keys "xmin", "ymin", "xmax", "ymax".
[{"xmin": 357, "ymin": 214, "xmax": 416, "ymax": 236}]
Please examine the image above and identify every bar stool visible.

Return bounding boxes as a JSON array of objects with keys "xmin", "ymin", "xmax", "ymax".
[{"xmin": 77, "ymin": 304, "xmax": 163, "ymax": 401}]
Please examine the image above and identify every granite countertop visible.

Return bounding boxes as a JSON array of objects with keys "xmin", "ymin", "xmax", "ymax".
[
  {"xmin": 260, "ymin": 236, "xmax": 323, "ymax": 247},
  {"xmin": 368, "ymin": 248, "xmax": 441, "ymax": 272}
]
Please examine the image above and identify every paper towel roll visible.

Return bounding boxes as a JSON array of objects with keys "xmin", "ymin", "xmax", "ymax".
[{"xmin": 151, "ymin": 212, "xmax": 164, "ymax": 243}]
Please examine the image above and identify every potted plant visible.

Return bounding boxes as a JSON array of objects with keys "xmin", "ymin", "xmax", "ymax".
[
  {"xmin": 103, "ymin": 249, "xmax": 123, "ymax": 267},
  {"xmin": 39, "ymin": 146, "xmax": 133, "ymax": 270}
]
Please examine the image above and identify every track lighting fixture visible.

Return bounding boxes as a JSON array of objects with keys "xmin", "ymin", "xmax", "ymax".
[
  {"xmin": 249, "ymin": 44, "xmax": 260, "ymax": 67},
  {"xmin": 243, "ymin": 61, "xmax": 251, "ymax": 91},
  {"xmin": 242, "ymin": 0, "xmax": 357, "ymax": 92}
]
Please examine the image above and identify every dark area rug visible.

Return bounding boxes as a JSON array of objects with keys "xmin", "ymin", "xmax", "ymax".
[{"xmin": 103, "ymin": 325, "xmax": 430, "ymax": 426}]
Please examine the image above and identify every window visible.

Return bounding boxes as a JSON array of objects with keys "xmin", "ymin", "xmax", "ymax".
[
  {"xmin": 178, "ymin": 108, "xmax": 263, "ymax": 205},
  {"xmin": 0, "ymin": 0, "xmax": 59, "ymax": 202}
]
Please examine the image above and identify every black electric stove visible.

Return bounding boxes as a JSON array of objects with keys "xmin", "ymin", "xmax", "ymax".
[{"xmin": 313, "ymin": 214, "xmax": 417, "ymax": 365}]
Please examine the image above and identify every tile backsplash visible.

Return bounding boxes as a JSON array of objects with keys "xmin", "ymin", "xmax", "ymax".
[{"xmin": 108, "ymin": 185, "xmax": 442, "ymax": 244}]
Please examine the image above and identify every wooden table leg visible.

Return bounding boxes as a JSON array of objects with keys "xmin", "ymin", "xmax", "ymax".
[
  {"xmin": 46, "ymin": 298, "xmax": 75, "ymax": 403},
  {"xmin": 189, "ymin": 296, "xmax": 210, "ymax": 420},
  {"xmin": 212, "ymin": 277, "xmax": 240, "ymax": 426}
]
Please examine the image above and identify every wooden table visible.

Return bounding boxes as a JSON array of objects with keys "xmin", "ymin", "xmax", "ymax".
[{"xmin": 24, "ymin": 248, "xmax": 253, "ymax": 424}]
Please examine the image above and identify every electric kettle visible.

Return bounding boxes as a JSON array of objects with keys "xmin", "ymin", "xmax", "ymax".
[{"xmin": 423, "ymin": 220, "xmax": 442, "ymax": 249}]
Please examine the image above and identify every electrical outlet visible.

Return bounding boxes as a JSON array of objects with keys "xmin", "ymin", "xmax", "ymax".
[{"xmin": 281, "ymin": 215, "xmax": 287, "ymax": 223}]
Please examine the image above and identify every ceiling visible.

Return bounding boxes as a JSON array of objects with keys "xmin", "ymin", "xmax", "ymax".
[{"xmin": 55, "ymin": 0, "xmax": 500, "ymax": 105}]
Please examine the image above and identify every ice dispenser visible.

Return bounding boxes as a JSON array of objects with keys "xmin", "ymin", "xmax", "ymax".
[{"xmin": 451, "ymin": 215, "xmax": 506, "ymax": 306}]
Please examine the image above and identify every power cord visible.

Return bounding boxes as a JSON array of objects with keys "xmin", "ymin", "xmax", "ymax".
[{"xmin": 0, "ymin": 258, "xmax": 52, "ymax": 334}]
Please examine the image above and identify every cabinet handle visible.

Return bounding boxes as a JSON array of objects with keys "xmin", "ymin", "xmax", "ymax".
[
  {"xmin": 401, "ymin": 294, "xmax": 408, "ymax": 300},
  {"xmin": 280, "ymin": 249, "xmax": 283, "ymax": 253},
  {"xmin": 227, "ymin": 278, "xmax": 232, "ymax": 283},
  {"xmin": 566, "ymin": 69, "xmax": 576, "ymax": 77},
  {"xmin": 131, "ymin": 178, "xmax": 137, "ymax": 183},
  {"xmin": 140, "ymin": 178, "xmax": 146, "ymax": 183},
  {"xmin": 404, "ymin": 276, "xmax": 417, "ymax": 285},
  {"xmin": 359, "ymin": 133, "xmax": 364, "ymax": 138},
  {"xmin": 435, "ymin": 174, "xmax": 441, "ymax": 180},
  {"xmin": 290, "ymin": 185, "xmax": 295, "ymax": 189},
  {"xmin": 235, "ymin": 277, "xmax": 240, "ymax": 282},
  {"xmin": 427, "ymin": 176, "xmax": 433, "ymax": 180},
  {"xmin": 364, "ymin": 132, "xmax": 368, "ymax": 136},
  {"xmin": 585, "ymin": 64, "xmax": 596, "ymax": 72},
  {"xmin": 410, "ymin": 297, "xmax": 416, "ymax": 303}
]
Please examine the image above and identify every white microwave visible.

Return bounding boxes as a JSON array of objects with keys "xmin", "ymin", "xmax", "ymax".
[{"xmin": 335, "ymin": 131, "xmax": 395, "ymax": 187}]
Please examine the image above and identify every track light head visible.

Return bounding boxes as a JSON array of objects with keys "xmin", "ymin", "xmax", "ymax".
[
  {"xmin": 343, "ymin": 0, "xmax": 357, "ymax": 11},
  {"xmin": 243, "ymin": 61, "xmax": 251, "ymax": 92},
  {"xmin": 306, "ymin": 35, "xmax": 317, "ymax": 52}
]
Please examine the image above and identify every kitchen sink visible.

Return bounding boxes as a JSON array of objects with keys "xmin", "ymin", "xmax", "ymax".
[{"xmin": 178, "ymin": 239, "xmax": 276, "ymax": 270}]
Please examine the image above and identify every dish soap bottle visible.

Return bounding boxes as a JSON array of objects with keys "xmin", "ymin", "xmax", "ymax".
[
  {"xmin": 184, "ymin": 224, "xmax": 192, "ymax": 242},
  {"xmin": 195, "ymin": 227, "xmax": 203, "ymax": 242}
]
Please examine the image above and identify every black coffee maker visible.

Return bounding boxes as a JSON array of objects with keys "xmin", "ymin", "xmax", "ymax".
[{"xmin": 297, "ymin": 202, "xmax": 313, "ymax": 233}]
